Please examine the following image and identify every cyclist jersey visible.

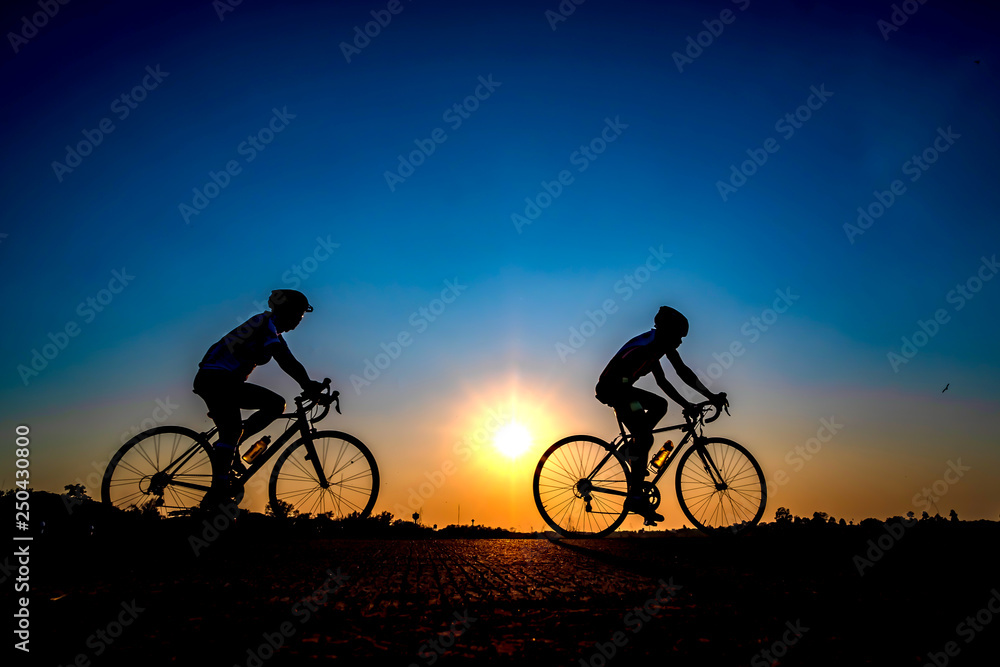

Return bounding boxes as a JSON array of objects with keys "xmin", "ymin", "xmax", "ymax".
[
  {"xmin": 597, "ymin": 329, "xmax": 663, "ymax": 392},
  {"xmin": 199, "ymin": 312, "xmax": 289, "ymax": 380}
]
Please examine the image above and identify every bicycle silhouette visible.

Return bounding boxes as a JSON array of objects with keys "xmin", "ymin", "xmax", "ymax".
[
  {"xmin": 101, "ymin": 380, "xmax": 379, "ymax": 518},
  {"xmin": 532, "ymin": 399, "xmax": 765, "ymax": 536}
]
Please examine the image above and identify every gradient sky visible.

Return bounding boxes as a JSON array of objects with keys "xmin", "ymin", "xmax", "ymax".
[{"xmin": 3, "ymin": 0, "xmax": 999, "ymax": 530}]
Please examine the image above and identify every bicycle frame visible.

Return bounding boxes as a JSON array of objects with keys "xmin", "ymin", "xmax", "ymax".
[
  {"xmin": 583, "ymin": 407, "xmax": 721, "ymax": 498},
  {"xmin": 166, "ymin": 396, "xmax": 330, "ymax": 494},
  {"xmin": 231, "ymin": 400, "xmax": 331, "ymax": 489}
]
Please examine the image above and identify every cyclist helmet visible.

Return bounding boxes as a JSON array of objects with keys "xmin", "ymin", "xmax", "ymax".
[
  {"xmin": 654, "ymin": 306, "xmax": 688, "ymax": 336},
  {"xmin": 268, "ymin": 289, "xmax": 313, "ymax": 314}
]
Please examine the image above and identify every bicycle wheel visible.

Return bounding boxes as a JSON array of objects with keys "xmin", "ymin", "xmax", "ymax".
[
  {"xmin": 674, "ymin": 437, "xmax": 766, "ymax": 536},
  {"xmin": 101, "ymin": 426, "xmax": 215, "ymax": 517},
  {"xmin": 533, "ymin": 435, "xmax": 631, "ymax": 537},
  {"xmin": 269, "ymin": 430, "xmax": 379, "ymax": 519}
]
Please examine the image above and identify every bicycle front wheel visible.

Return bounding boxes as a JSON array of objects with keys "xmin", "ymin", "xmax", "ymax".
[
  {"xmin": 533, "ymin": 435, "xmax": 631, "ymax": 538},
  {"xmin": 101, "ymin": 426, "xmax": 215, "ymax": 517},
  {"xmin": 675, "ymin": 437, "xmax": 766, "ymax": 536},
  {"xmin": 268, "ymin": 430, "xmax": 379, "ymax": 519}
]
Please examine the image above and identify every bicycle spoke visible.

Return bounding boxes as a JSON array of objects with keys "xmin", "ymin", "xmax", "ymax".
[
  {"xmin": 676, "ymin": 439, "xmax": 765, "ymax": 534},
  {"xmin": 533, "ymin": 437, "xmax": 629, "ymax": 537},
  {"xmin": 103, "ymin": 429, "xmax": 213, "ymax": 518},
  {"xmin": 270, "ymin": 433, "xmax": 378, "ymax": 519}
]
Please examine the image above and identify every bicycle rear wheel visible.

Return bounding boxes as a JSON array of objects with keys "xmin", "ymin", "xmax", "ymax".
[
  {"xmin": 675, "ymin": 437, "xmax": 766, "ymax": 536},
  {"xmin": 101, "ymin": 426, "xmax": 215, "ymax": 517},
  {"xmin": 268, "ymin": 430, "xmax": 379, "ymax": 519},
  {"xmin": 533, "ymin": 435, "xmax": 630, "ymax": 537}
]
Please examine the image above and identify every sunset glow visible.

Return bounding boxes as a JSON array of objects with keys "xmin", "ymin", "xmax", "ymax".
[{"xmin": 493, "ymin": 421, "xmax": 533, "ymax": 459}]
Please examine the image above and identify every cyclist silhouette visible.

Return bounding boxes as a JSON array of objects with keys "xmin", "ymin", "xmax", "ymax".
[
  {"xmin": 193, "ymin": 289, "xmax": 325, "ymax": 494},
  {"xmin": 595, "ymin": 306, "xmax": 726, "ymax": 525}
]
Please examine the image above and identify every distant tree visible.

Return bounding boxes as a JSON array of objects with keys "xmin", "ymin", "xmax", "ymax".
[
  {"xmin": 812, "ymin": 511, "xmax": 828, "ymax": 523},
  {"xmin": 372, "ymin": 511, "xmax": 394, "ymax": 525},
  {"xmin": 828, "ymin": 516, "xmax": 836, "ymax": 524},
  {"xmin": 921, "ymin": 511, "xmax": 930, "ymax": 521},
  {"xmin": 838, "ymin": 518, "xmax": 846, "ymax": 526},
  {"xmin": 906, "ymin": 511, "xmax": 915, "ymax": 521},
  {"xmin": 265, "ymin": 499, "xmax": 297, "ymax": 518},
  {"xmin": 949, "ymin": 509, "xmax": 959, "ymax": 522},
  {"xmin": 775, "ymin": 507, "xmax": 792, "ymax": 523},
  {"xmin": 64, "ymin": 484, "xmax": 89, "ymax": 500}
]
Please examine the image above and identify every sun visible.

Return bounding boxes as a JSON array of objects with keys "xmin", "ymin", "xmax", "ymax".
[{"xmin": 493, "ymin": 421, "xmax": 533, "ymax": 459}]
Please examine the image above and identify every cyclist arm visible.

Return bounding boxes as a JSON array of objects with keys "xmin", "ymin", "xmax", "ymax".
[
  {"xmin": 271, "ymin": 343, "xmax": 315, "ymax": 392},
  {"xmin": 651, "ymin": 362, "xmax": 695, "ymax": 410},
  {"xmin": 664, "ymin": 348, "xmax": 721, "ymax": 402}
]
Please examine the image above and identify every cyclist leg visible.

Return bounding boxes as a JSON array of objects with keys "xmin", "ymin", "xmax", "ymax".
[
  {"xmin": 235, "ymin": 383, "xmax": 285, "ymax": 444},
  {"xmin": 616, "ymin": 387, "xmax": 667, "ymax": 524},
  {"xmin": 193, "ymin": 370, "xmax": 244, "ymax": 488},
  {"xmin": 618, "ymin": 387, "xmax": 667, "ymax": 470}
]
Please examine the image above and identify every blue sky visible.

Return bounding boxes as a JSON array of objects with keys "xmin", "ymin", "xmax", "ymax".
[{"xmin": 2, "ymin": 0, "xmax": 999, "ymax": 528}]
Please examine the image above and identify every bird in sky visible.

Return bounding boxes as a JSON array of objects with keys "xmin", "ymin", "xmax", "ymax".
[{"xmin": 942, "ymin": 383, "xmax": 950, "ymax": 393}]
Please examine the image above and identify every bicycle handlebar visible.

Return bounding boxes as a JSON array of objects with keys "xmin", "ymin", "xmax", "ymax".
[
  {"xmin": 686, "ymin": 395, "xmax": 730, "ymax": 425},
  {"xmin": 294, "ymin": 378, "xmax": 339, "ymax": 424}
]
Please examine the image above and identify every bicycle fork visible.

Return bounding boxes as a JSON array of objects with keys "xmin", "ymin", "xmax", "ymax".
[
  {"xmin": 300, "ymin": 437, "xmax": 331, "ymax": 489},
  {"xmin": 693, "ymin": 438, "xmax": 728, "ymax": 491}
]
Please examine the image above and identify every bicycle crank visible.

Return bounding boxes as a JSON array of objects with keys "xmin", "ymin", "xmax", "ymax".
[{"xmin": 641, "ymin": 482, "xmax": 661, "ymax": 511}]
